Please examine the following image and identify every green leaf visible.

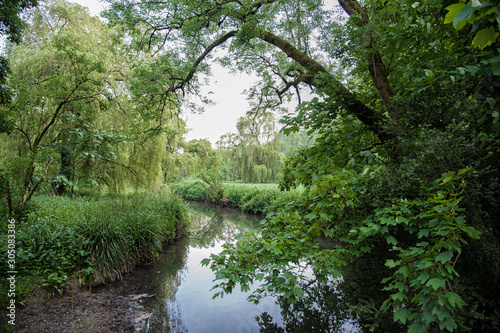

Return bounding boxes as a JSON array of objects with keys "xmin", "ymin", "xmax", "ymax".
[
  {"xmin": 417, "ymin": 228, "xmax": 430, "ymax": 238},
  {"xmin": 386, "ymin": 259, "xmax": 397, "ymax": 268},
  {"xmin": 435, "ymin": 251, "xmax": 453, "ymax": 264},
  {"xmin": 293, "ymin": 287, "xmax": 304, "ymax": 297},
  {"xmin": 453, "ymin": 5, "xmax": 475, "ymax": 27},
  {"xmin": 445, "ymin": 3, "xmax": 467, "ymax": 25},
  {"xmin": 465, "ymin": 65, "xmax": 481, "ymax": 74},
  {"xmin": 386, "ymin": 235, "xmax": 398, "ymax": 246},
  {"xmin": 464, "ymin": 226, "xmax": 482, "ymax": 239},
  {"xmin": 396, "ymin": 216, "xmax": 409, "ymax": 224},
  {"xmin": 304, "ymin": 213, "xmax": 317, "ymax": 220},
  {"xmin": 408, "ymin": 324, "xmax": 428, "ymax": 333},
  {"xmin": 493, "ymin": 110, "xmax": 499, "ymax": 122},
  {"xmin": 391, "ymin": 292, "xmax": 406, "ymax": 302},
  {"xmin": 201, "ymin": 258, "xmax": 211, "ymax": 266},
  {"xmin": 399, "ymin": 265, "xmax": 411, "ymax": 278},
  {"xmin": 439, "ymin": 317, "xmax": 458, "ymax": 331},
  {"xmin": 446, "ymin": 291, "xmax": 465, "ymax": 309},
  {"xmin": 394, "ymin": 307, "xmax": 412, "ymax": 324},
  {"xmin": 434, "ymin": 307, "xmax": 452, "ymax": 321},
  {"xmin": 417, "ymin": 272, "xmax": 430, "ymax": 284},
  {"xmin": 426, "ymin": 277, "xmax": 446, "ymax": 290},
  {"xmin": 473, "ymin": 27, "xmax": 499, "ymax": 49}
]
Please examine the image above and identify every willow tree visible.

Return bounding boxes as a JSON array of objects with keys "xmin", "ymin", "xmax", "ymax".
[
  {"xmin": 104, "ymin": 0, "xmax": 499, "ymax": 330},
  {"xmin": 0, "ymin": 0, "xmax": 126, "ymax": 210},
  {"xmin": 215, "ymin": 111, "xmax": 281, "ymax": 183}
]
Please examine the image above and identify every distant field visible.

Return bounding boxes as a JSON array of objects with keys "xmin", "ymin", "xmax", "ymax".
[
  {"xmin": 169, "ymin": 179, "xmax": 304, "ymax": 215},
  {"xmin": 223, "ymin": 182, "xmax": 280, "ymax": 190},
  {"xmin": 223, "ymin": 182, "xmax": 305, "ymax": 193},
  {"xmin": 176, "ymin": 179, "xmax": 293, "ymax": 190}
]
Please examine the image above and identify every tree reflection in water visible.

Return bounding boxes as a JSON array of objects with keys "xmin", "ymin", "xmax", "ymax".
[
  {"xmin": 187, "ymin": 201, "xmax": 262, "ymax": 249},
  {"xmin": 256, "ymin": 278, "xmax": 360, "ymax": 333},
  {"xmin": 102, "ymin": 202, "xmax": 373, "ymax": 332}
]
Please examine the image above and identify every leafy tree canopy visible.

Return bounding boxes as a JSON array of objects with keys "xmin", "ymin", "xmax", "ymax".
[{"xmin": 0, "ymin": 0, "xmax": 39, "ymax": 102}]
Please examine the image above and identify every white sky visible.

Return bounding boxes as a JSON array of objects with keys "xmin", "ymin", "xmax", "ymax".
[{"xmin": 184, "ymin": 66, "xmax": 259, "ymax": 144}]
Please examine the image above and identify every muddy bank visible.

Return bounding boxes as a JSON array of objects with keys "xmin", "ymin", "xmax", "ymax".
[{"xmin": 3, "ymin": 286, "xmax": 151, "ymax": 333}]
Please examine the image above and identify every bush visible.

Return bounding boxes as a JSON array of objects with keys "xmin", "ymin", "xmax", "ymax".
[{"xmin": 169, "ymin": 180, "xmax": 212, "ymax": 202}]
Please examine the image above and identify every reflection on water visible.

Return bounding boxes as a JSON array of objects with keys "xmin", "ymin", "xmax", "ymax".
[{"xmin": 100, "ymin": 202, "xmax": 360, "ymax": 332}]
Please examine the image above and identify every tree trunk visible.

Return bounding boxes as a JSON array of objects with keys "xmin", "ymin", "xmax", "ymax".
[
  {"xmin": 338, "ymin": 0, "xmax": 404, "ymax": 128},
  {"xmin": 6, "ymin": 181, "xmax": 14, "ymax": 216},
  {"xmin": 51, "ymin": 145, "xmax": 71, "ymax": 196}
]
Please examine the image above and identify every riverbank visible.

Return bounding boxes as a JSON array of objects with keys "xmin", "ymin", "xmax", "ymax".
[
  {"xmin": 0, "ymin": 191, "xmax": 190, "ymax": 331},
  {"xmin": 169, "ymin": 180, "xmax": 303, "ymax": 215},
  {"xmin": 14, "ymin": 284, "xmax": 145, "ymax": 333},
  {"xmin": 12, "ymin": 202, "xmax": 274, "ymax": 332}
]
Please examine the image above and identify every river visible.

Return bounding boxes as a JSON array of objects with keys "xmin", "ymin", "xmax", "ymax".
[{"xmin": 99, "ymin": 201, "xmax": 359, "ymax": 332}]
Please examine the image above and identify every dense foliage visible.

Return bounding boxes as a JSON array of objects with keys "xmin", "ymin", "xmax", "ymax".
[
  {"xmin": 0, "ymin": 0, "xmax": 499, "ymax": 331},
  {"xmin": 101, "ymin": 0, "xmax": 500, "ymax": 330},
  {"xmin": 0, "ymin": 0, "xmax": 188, "ymax": 215},
  {"xmin": 0, "ymin": 0, "xmax": 38, "ymax": 102}
]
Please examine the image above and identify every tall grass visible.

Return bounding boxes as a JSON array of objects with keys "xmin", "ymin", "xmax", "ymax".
[
  {"xmin": 0, "ymin": 192, "xmax": 189, "ymax": 299},
  {"xmin": 77, "ymin": 193, "xmax": 188, "ymax": 282}
]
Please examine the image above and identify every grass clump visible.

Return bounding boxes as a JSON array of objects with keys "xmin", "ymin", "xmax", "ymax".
[
  {"xmin": 78, "ymin": 193, "xmax": 188, "ymax": 282},
  {"xmin": 0, "ymin": 191, "xmax": 189, "ymax": 303}
]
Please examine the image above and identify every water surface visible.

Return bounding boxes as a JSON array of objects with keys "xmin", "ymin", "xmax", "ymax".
[
  {"xmin": 101, "ymin": 202, "xmax": 282, "ymax": 332},
  {"xmin": 100, "ymin": 201, "xmax": 359, "ymax": 332}
]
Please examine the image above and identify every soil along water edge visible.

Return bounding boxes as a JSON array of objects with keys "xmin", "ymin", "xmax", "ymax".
[{"xmin": 0, "ymin": 191, "xmax": 189, "ymax": 332}]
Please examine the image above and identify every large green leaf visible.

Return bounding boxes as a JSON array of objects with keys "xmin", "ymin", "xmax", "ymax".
[
  {"xmin": 444, "ymin": 3, "xmax": 467, "ymax": 29},
  {"xmin": 473, "ymin": 27, "xmax": 499, "ymax": 49},
  {"xmin": 394, "ymin": 307, "xmax": 412, "ymax": 324}
]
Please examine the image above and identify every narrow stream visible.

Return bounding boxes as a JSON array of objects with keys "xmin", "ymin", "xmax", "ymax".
[
  {"xmin": 99, "ymin": 201, "xmax": 360, "ymax": 332},
  {"xmin": 100, "ymin": 202, "xmax": 283, "ymax": 332}
]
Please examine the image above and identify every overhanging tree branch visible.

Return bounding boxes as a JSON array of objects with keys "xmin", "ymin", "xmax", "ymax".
[
  {"xmin": 164, "ymin": 30, "xmax": 238, "ymax": 97},
  {"xmin": 257, "ymin": 29, "xmax": 394, "ymax": 144}
]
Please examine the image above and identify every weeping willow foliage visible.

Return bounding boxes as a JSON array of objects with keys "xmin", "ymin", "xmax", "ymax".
[
  {"xmin": 238, "ymin": 138, "xmax": 282, "ymax": 183},
  {"xmin": 96, "ymin": 111, "xmax": 188, "ymax": 193},
  {"xmin": 163, "ymin": 138, "xmax": 221, "ymax": 182},
  {"xmin": 0, "ymin": 0, "xmax": 189, "ymax": 202},
  {"xmin": 129, "ymin": 133, "xmax": 168, "ymax": 189},
  {"xmin": 217, "ymin": 112, "xmax": 283, "ymax": 183}
]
